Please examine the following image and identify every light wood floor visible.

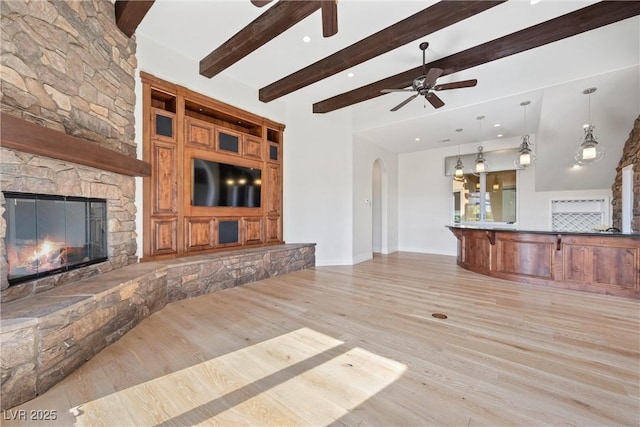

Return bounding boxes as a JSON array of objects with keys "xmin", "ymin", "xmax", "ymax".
[{"xmin": 4, "ymin": 253, "xmax": 639, "ymax": 426}]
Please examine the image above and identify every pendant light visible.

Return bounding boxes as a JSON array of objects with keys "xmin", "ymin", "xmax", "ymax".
[
  {"xmin": 474, "ymin": 116, "xmax": 487, "ymax": 174},
  {"xmin": 453, "ymin": 128, "xmax": 464, "ymax": 181},
  {"xmin": 575, "ymin": 87, "xmax": 605, "ymax": 165},
  {"xmin": 515, "ymin": 100, "xmax": 536, "ymax": 168},
  {"xmin": 475, "ymin": 146, "xmax": 487, "ymax": 173},
  {"xmin": 492, "ymin": 175, "xmax": 501, "ymax": 191}
]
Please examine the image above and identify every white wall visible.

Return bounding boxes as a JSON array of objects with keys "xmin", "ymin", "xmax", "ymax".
[
  {"xmin": 284, "ymin": 105, "xmax": 354, "ymax": 265},
  {"xmin": 518, "ymin": 165, "xmax": 612, "ymax": 229},
  {"xmin": 352, "ymin": 137, "xmax": 399, "ymax": 263}
]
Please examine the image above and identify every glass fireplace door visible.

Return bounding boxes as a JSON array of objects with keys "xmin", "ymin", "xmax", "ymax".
[{"xmin": 3, "ymin": 192, "xmax": 108, "ymax": 285}]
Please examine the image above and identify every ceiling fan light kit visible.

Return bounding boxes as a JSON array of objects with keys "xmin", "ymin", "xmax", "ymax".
[{"xmin": 575, "ymin": 88, "xmax": 605, "ymax": 165}]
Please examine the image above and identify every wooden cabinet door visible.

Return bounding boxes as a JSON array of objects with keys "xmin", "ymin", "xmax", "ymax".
[
  {"xmin": 152, "ymin": 141, "xmax": 177, "ymax": 215},
  {"xmin": 185, "ymin": 217, "xmax": 214, "ymax": 252},
  {"xmin": 151, "ymin": 217, "xmax": 177, "ymax": 255},
  {"xmin": 266, "ymin": 216, "xmax": 281, "ymax": 243},
  {"xmin": 186, "ymin": 118, "xmax": 214, "ymax": 149},
  {"xmin": 243, "ymin": 137, "xmax": 263, "ymax": 160},
  {"xmin": 244, "ymin": 217, "xmax": 263, "ymax": 244},
  {"xmin": 266, "ymin": 164, "xmax": 281, "ymax": 216}
]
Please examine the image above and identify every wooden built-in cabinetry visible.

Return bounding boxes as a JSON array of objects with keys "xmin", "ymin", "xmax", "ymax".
[
  {"xmin": 448, "ymin": 225, "xmax": 640, "ymax": 299},
  {"xmin": 141, "ymin": 72, "xmax": 284, "ymax": 260}
]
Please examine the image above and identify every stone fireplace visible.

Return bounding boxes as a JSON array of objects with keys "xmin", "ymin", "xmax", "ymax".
[
  {"xmin": 0, "ymin": 147, "xmax": 139, "ymax": 301},
  {"xmin": 0, "ymin": 0, "xmax": 139, "ymax": 301},
  {"xmin": 3, "ymin": 192, "xmax": 108, "ymax": 285}
]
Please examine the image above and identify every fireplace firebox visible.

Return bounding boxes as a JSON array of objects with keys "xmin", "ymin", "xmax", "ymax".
[{"xmin": 3, "ymin": 192, "xmax": 108, "ymax": 285}]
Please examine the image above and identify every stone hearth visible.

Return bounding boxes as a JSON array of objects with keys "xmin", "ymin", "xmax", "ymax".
[{"xmin": 1, "ymin": 243, "xmax": 316, "ymax": 410}]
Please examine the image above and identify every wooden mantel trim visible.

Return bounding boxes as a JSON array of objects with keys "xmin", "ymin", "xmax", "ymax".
[{"xmin": 0, "ymin": 113, "xmax": 151, "ymax": 177}]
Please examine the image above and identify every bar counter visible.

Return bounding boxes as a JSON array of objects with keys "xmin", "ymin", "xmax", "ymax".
[{"xmin": 447, "ymin": 225, "xmax": 640, "ymax": 299}]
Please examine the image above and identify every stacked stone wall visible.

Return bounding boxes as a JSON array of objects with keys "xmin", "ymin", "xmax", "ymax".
[
  {"xmin": 0, "ymin": 0, "xmax": 138, "ymax": 298},
  {"xmin": 1, "ymin": 0, "xmax": 137, "ymax": 154},
  {"xmin": 612, "ymin": 116, "xmax": 640, "ymax": 232}
]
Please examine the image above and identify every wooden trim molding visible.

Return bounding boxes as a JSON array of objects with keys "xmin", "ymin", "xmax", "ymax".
[{"xmin": 0, "ymin": 112, "xmax": 151, "ymax": 177}]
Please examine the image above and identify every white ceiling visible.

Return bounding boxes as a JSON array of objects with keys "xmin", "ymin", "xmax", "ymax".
[{"xmin": 137, "ymin": 0, "xmax": 639, "ymax": 156}]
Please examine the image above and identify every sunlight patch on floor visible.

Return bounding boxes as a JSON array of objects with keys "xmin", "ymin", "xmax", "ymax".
[{"xmin": 71, "ymin": 327, "xmax": 406, "ymax": 426}]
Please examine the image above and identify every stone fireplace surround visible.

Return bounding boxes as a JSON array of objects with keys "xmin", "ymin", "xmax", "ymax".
[{"xmin": 0, "ymin": 147, "xmax": 138, "ymax": 301}]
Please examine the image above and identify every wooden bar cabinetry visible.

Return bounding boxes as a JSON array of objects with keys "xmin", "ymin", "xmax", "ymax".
[
  {"xmin": 142, "ymin": 72, "xmax": 284, "ymax": 260},
  {"xmin": 448, "ymin": 225, "xmax": 640, "ymax": 299}
]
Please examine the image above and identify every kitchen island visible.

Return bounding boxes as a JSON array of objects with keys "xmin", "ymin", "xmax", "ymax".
[{"xmin": 447, "ymin": 225, "xmax": 640, "ymax": 299}]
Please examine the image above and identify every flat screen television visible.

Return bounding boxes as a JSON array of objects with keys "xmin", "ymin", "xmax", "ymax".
[{"xmin": 192, "ymin": 158, "xmax": 261, "ymax": 207}]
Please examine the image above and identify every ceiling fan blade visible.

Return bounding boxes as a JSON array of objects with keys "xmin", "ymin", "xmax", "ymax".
[
  {"xmin": 250, "ymin": 0, "xmax": 272, "ymax": 7},
  {"xmin": 434, "ymin": 79, "xmax": 478, "ymax": 91},
  {"xmin": 426, "ymin": 92, "xmax": 445, "ymax": 109},
  {"xmin": 423, "ymin": 67, "xmax": 443, "ymax": 87},
  {"xmin": 322, "ymin": 0, "xmax": 338, "ymax": 37},
  {"xmin": 381, "ymin": 88, "xmax": 414, "ymax": 93},
  {"xmin": 390, "ymin": 93, "xmax": 419, "ymax": 111}
]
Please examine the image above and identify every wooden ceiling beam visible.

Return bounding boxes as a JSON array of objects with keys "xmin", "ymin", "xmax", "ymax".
[
  {"xmin": 200, "ymin": 1, "xmax": 321, "ymax": 79},
  {"xmin": 114, "ymin": 0, "xmax": 155, "ymax": 38},
  {"xmin": 321, "ymin": 0, "xmax": 338, "ymax": 37},
  {"xmin": 313, "ymin": 1, "xmax": 640, "ymax": 114},
  {"xmin": 259, "ymin": 0, "xmax": 505, "ymax": 103}
]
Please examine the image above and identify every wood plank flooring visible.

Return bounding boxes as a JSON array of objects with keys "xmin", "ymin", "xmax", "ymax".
[{"xmin": 3, "ymin": 253, "xmax": 639, "ymax": 426}]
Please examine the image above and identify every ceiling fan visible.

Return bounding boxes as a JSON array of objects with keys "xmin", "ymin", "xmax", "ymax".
[
  {"xmin": 381, "ymin": 42, "xmax": 478, "ymax": 111},
  {"xmin": 251, "ymin": 0, "xmax": 338, "ymax": 37}
]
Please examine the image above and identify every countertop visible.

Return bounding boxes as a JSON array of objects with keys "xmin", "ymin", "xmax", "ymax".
[{"xmin": 446, "ymin": 224, "xmax": 640, "ymax": 238}]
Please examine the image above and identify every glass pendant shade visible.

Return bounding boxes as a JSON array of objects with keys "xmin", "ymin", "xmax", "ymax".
[
  {"xmin": 515, "ymin": 101, "xmax": 535, "ymax": 168},
  {"xmin": 575, "ymin": 88, "xmax": 605, "ymax": 165},
  {"xmin": 454, "ymin": 156, "xmax": 465, "ymax": 180},
  {"xmin": 575, "ymin": 125, "xmax": 605, "ymax": 165},
  {"xmin": 516, "ymin": 134, "xmax": 536, "ymax": 168},
  {"xmin": 474, "ymin": 146, "xmax": 487, "ymax": 173}
]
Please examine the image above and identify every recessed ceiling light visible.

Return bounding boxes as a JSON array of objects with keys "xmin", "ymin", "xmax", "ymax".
[
  {"xmin": 440, "ymin": 138, "xmax": 451, "ymax": 143},
  {"xmin": 497, "ymin": 134, "xmax": 503, "ymax": 138},
  {"xmin": 347, "ymin": 72, "xmax": 354, "ymax": 78},
  {"xmin": 530, "ymin": 0, "xmax": 541, "ymax": 4},
  {"xmin": 494, "ymin": 123, "xmax": 501, "ymax": 127},
  {"xmin": 414, "ymin": 137, "xmax": 421, "ymax": 142},
  {"xmin": 572, "ymin": 164, "xmax": 582, "ymax": 170},
  {"xmin": 302, "ymin": 35, "xmax": 311, "ymax": 43}
]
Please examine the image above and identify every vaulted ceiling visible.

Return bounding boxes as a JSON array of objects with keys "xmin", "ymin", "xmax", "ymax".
[{"xmin": 126, "ymin": 0, "xmax": 639, "ymax": 157}]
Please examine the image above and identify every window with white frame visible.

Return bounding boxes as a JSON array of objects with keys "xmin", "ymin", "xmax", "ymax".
[{"xmin": 452, "ymin": 170, "xmax": 517, "ymax": 224}]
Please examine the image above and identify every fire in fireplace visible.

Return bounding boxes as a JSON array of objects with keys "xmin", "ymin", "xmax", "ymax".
[{"xmin": 3, "ymin": 192, "xmax": 108, "ymax": 285}]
